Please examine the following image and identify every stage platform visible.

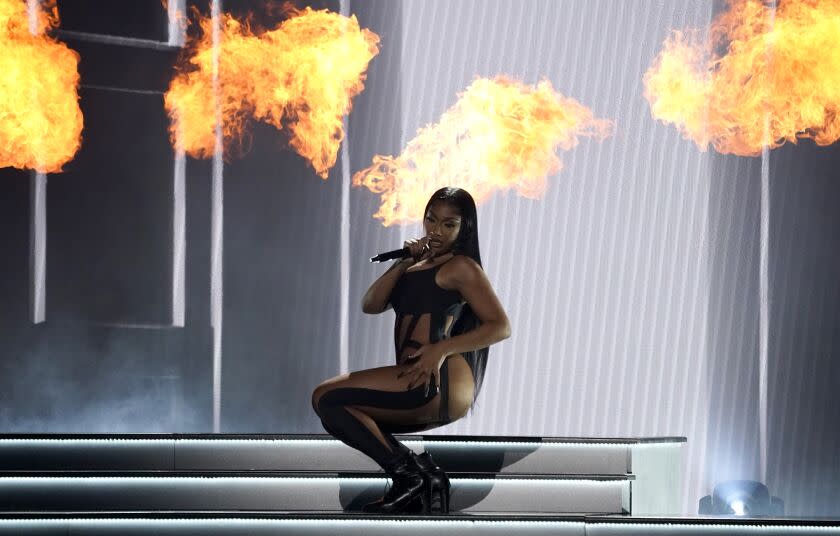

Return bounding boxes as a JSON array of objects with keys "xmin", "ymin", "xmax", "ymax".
[{"xmin": 0, "ymin": 434, "xmax": 837, "ymax": 535}]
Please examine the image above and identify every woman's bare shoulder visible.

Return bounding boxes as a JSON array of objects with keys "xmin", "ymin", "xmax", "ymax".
[
  {"xmin": 449, "ymin": 254, "xmax": 481, "ymax": 270},
  {"xmin": 439, "ymin": 255, "xmax": 483, "ymax": 287}
]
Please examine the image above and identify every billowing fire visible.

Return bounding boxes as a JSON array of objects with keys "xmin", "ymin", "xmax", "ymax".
[
  {"xmin": 352, "ymin": 76, "xmax": 613, "ymax": 226},
  {"xmin": 0, "ymin": 0, "xmax": 82, "ymax": 173},
  {"xmin": 644, "ymin": 0, "xmax": 840, "ymax": 156},
  {"xmin": 164, "ymin": 6, "xmax": 379, "ymax": 178}
]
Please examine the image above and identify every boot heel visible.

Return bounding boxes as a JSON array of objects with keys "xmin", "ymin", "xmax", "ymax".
[
  {"xmin": 426, "ymin": 480, "xmax": 436, "ymax": 511},
  {"xmin": 427, "ymin": 475, "xmax": 451, "ymax": 513},
  {"xmin": 439, "ymin": 479, "xmax": 450, "ymax": 513},
  {"xmin": 416, "ymin": 452, "xmax": 451, "ymax": 514}
]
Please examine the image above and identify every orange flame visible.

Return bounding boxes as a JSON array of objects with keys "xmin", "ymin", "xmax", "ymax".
[
  {"xmin": 644, "ymin": 0, "xmax": 840, "ymax": 156},
  {"xmin": 0, "ymin": 0, "xmax": 83, "ymax": 173},
  {"xmin": 164, "ymin": 6, "xmax": 379, "ymax": 178},
  {"xmin": 352, "ymin": 76, "xmax": 613, "ymax": 226}
]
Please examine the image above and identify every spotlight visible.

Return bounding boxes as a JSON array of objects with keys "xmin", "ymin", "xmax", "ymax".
[{"xmin": 699, "ymin": 480, "xmax": 784, "ymax": 516}]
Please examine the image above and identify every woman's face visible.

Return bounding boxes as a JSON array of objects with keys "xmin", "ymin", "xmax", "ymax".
[{"xmin": 424, "ymin": 200, "xmax": 462, "ymax": 258}]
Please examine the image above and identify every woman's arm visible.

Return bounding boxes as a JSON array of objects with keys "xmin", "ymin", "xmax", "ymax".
[
  {"xmin": 361, "ymin": 258, "xmax": 412, "ymax": 314},
  {"xmin": 437, "ymin": 256, "xmax": 511, "ymax": 356},
  {"xmin": 362, "ymin": 237, "xmax": 434, "ymax": 314}
]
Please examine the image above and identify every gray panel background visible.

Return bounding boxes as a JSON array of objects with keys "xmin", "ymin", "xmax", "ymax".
[{"xmin": 765, "ymin": 142, "xmax": 840, "ymax": 517}]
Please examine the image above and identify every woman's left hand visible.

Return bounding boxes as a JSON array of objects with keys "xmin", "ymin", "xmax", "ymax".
[{"xmin": 397, "ymin": 343, "xmax": 449, "ymax": 396}]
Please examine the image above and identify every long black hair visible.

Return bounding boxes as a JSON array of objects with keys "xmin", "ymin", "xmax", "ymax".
[{"xmin": 423, "ymin": 187, "xmax": 488, "ymax": 400}]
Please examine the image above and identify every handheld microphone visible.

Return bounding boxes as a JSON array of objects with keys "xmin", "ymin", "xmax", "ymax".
[{"xmin": 369, "ymin": 247, "xmax": 411, "ymax": 263}]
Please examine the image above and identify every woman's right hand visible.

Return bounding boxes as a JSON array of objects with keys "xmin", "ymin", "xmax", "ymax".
[{"xmin": 403, "ymin": 236, "xmax": 433, "ymax": 262}]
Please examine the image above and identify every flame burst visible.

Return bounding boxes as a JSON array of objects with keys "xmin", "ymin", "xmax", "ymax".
[
  {"xmin": 164, "ymin": 6, "xmax": 379, "ymax": 178},
  {"xmin": 644, "ymin": 0, "xmax": 840, "ymax": 156},
  {"xmin": 352, "ymin": 76, "xmax": 613, "ymax": 226},
  {"xmin": 0, "ymin": 0, "xmax": 82, "ymax": 173}
]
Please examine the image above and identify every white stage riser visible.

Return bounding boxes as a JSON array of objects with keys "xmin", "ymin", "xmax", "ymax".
[
  {"xmin": 0, "ymin": 438, "xmax": 682, "ymax": 476},
  {"xmin": 0, "ymin": 477, "xmax": 630, "ymax": 514},
  {"xmin": 0, "ymin": 435, "xmax": 684, "ymax": 516}
]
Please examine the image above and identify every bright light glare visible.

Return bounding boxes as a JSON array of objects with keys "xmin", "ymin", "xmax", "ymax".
[{"xmin": 731, "ymin": 499, "xmax": 747, "ymax": 516}]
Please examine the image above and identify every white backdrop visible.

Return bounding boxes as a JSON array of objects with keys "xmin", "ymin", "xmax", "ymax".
[{"xmin": 349, "ymin": 0, "xmax": 717, "ymax": 514}]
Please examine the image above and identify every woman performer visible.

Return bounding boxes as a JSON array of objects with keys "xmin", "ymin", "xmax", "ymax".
[{"xmin": 312, "ymin": 187, "xmax": 511, "ymax": 514}]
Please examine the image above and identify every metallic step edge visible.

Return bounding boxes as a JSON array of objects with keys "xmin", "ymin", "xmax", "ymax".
[
  {"xmin": 1, "ymin": 513, "xmax": 836, "ymax": 528},
  {"xmin": 0, "ymin": 471, "xmax": 635, "ymax": 481},
  {"xmin": 0, "ymin": 433, "xmax": 687, "ymax": 445}
]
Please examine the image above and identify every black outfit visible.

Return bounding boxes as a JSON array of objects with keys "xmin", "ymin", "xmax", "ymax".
[{"xmin": 315, "ymin": 255, "xmax": 483, "ymax": 468}]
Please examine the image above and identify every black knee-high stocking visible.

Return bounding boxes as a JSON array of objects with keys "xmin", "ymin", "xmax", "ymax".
[{"xmin": 315, "ymin": 385, "xmax": 434, "ymax": 469}]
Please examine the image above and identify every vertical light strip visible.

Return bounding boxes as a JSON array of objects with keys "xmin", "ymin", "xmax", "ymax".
[
  {"xmin": 758, "ymin": 0, "xmax": 777, "ymax": 485},
  {"xmin": 398, "ymin": 1, "xmax": 416, "ymax": 265},
  {"xmin": 337, "ymin": 0, "xmax": 351, "ymax": 375},
  {"xmin": 167, "ymin": 0, "xmax": 186, "ymax": 47},
  {"xmin": 170, "ymin": 0, "xmax": 187, "ymax": 328},
  {"xmin": 27, "ymin": 0, "xmax": 46, "ymax": 325},
  {"xmin": 210, "ymin": 0, "xmax": 224, "ymax": 433},
  {"xmin": 172, "ymin": 153, "xmax": 186, "ymax": 327},
  {"xmin": 29, "ymin": 172, "xmax": 47, "ymax": 324},
  {"xmin": 759, "ymin": 133, "xmax": 769, "ymax": 484}
]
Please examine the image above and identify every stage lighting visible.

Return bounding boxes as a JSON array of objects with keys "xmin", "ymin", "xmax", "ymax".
[{"xmin": 699, "ymin": 480, "xmax": 784, "ymax": 516}]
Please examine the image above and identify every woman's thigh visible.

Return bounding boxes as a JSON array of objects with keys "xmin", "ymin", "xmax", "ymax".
[
  {"xmin": 311, "ymin": 362, "xmax": 416, "ymax": 411},
  {"xmin": 313, "ymin": 355, "xmax": 476, "ymax": 429}
]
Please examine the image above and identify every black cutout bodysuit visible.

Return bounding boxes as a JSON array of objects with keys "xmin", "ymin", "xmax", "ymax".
[
  {"xmin": 390, "ymin": 256, "xmax": 465, "ymax": 365},
  {"xmin": 389, "ymin": 255, "xmax": 485, "ymax": 422}
]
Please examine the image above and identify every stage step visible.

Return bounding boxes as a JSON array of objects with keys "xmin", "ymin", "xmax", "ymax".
[
  {"xmin": 0, "ymin": 434, "xmax": 685, "ymax": 515},
  {"xmin": 0, "ymin": 433, "xmax": 680, "ymax": 473},
  {"xmin": 0, "ymin": 513, "xmax": 837, "ymax": 536},
  {"xmin": 0, "ymin": 471, "xmax": 632, "ymax": 514}
]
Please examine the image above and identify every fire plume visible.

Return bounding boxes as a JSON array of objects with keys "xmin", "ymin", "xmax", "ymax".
[
  {"xmin": 0, "ymin": 0, "xmax": 82, "ymax": 173},
  {"xmin": 352, "ymin": 76, "xmax": 613, "ymax": 226},
  {"xmin": 164, "ymin": 6, "xmax": 379, "ymax": 178},
  {"xmin": 644, "ymin": 0, "xmax": 840, "ymax": 156}
]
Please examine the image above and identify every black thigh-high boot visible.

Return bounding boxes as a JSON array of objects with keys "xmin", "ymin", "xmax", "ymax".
[
  {"xmin": 316, "ymin": 387, "xmax": 421, "ymax": 467},
  {"xmin": 315, "ymin": 386, "xmax": 437, "ymax": 513},
  {"xmin": 321, "ymin": 421, "xmax": 426, "ymax": 514}
]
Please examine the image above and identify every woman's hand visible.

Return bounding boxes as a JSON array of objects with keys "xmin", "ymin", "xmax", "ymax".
[
  {"xmin": 403, "ymin": 236, "xmax": 434, "ymax": 262},
  {"xmin": 397, "ymin": 343, "xmax": 450, "ymax": 396}
]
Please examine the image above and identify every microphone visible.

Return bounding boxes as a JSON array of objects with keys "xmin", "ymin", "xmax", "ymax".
[{"xmin": 369, "ymin": 247, "xmax": 411, "ymax": 263}]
